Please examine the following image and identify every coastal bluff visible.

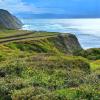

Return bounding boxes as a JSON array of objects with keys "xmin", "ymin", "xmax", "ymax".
[{"xmin": 2, "ymin": 32, "xmax": 82, "ymax": 55}]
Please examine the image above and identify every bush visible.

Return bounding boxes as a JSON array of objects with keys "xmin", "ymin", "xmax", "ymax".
[
  {"xmin": 0, "ymin": 58, "xmax": 28, "ymax": 77},
  {"xmin": 30, "ymin": 55, "xmax": 90, "ymax": 72},
  {"xmin": 76, "ymin": 48, "xmax": 100, "ymax": 60},
  {"xmin": 11, "ymin": 87, "xmax": 49, "ymax": 100},
  {"xmin": 76, "ymin": 84, "xmax": 100, "ymax": 99}
]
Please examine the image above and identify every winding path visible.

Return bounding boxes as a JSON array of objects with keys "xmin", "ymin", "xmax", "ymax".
[{"xmin": 0, "ymin": 32, "xmax": 58, "ymax": 44}]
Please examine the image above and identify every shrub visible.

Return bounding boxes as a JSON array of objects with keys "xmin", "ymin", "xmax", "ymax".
[
  {"xmin": 76, "ymin": 48, "xmax": 100, "ymax": 60},
  {"xmin": 75, "ymin": 84, "xmax": 100, "ymax": 99},
  {"xmin": 32, "ymin": 55, "xmax": 90, "ymax": 72},
  {"xmin": 11, "ymin": 87, "xmax": 49, "ymax": 100},
  {"xmin": 0, "ymin": 58, "xmax": 28, "ymax": 77}
]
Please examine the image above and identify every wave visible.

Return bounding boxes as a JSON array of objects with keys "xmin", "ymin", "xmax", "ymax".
[
  {"xmin": 21, "ymin": 18, "xmax": 100, "ymax": 48},
  {"xmin": 22, "ymin": 18, "xmax": 100, "ymax": 37}
]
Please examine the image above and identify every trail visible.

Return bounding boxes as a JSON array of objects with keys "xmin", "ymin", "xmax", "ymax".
[{"xmin": 0, "ymin": 32, "xmax": 57, "ymax": 44}]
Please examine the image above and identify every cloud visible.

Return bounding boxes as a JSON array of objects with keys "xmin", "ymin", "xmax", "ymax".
[
  {"xmin": 0, "ymin": 0, "xmax": 98, "ymax": 15},
  {"xmin": 0, "ymin": 0, "xmax": 42, "ymax": 14},
  {"xmin": 0, "ymin": 0, "xmax": 67, "ymax": 14},
  {"xmin": 0, "ymin": 0, "xmax": 62, "ymax": 14}
]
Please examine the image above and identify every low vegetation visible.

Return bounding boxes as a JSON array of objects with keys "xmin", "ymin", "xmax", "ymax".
[
  {"xmin": 76, "ymin": 48, "xmax": 100, "ymax": 60},
  {"xmin": 0, "ymin": 29, "xmax": 100, "ymax": 100}
]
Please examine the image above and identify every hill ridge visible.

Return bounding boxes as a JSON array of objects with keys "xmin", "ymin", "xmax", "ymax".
[{"xmin": 0, "ymin": 9, "xmax": 23, "ymax": 29}]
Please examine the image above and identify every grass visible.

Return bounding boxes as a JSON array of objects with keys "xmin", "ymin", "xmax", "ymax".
[
  {"xmin": 0, "ymin": 29, "xmax": 100, "ymax": 100},
  {"xmin": 90, "ymin": 60, "xmax": 100, "ymax": 71},
  {"xmin": 0, "ymin": 29, "xmax": 58, "ymax": 39},
  {"xmin": 76, "ymin": 48, "xmax": 100, "ymax": 60},
  {"xmin": 0, "ymin": 29, "xmax": 29, "ymax": 38}
]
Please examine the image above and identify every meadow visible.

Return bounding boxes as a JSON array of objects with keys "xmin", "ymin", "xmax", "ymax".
[{"xmin": 0, "ymin": 29, "xmax": 100, "ymax": 100}]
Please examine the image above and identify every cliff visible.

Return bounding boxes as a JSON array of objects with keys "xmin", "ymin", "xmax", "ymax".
[
  {"xmin": 0, "ymin": 9, "xmax": 23, "ymax": 29},
  {"xmin": 2, "ymin": 32, "xmax": 82, "ymax": 55}
]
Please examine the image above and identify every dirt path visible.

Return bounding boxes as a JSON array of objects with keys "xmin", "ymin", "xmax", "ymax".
[{"xmin": 0, "ymin": 33, "xmax": 57, "ymax": 44}]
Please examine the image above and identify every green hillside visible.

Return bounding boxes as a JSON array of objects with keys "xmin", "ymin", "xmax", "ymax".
[{"xmin": 0, "ymin": 29, "xmax": 100, "ymax": 100}]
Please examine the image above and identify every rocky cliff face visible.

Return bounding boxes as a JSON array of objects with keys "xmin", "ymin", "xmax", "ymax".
[
  {"xmin": 40, "ymin": 33, "xmax": 82, "ymax": 54},
  {"xmin": 0, "ymin": 9, "xmax": 23, "ymax": 29},
  {"xmin": 49, "ymin": 34, "xmax": 82, "ymax": 54}
]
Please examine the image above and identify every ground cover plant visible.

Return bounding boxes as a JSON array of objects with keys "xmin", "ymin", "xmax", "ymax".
[{"xmin": 0, "ymin": 30, "xmax": 100, "ymax": 100}]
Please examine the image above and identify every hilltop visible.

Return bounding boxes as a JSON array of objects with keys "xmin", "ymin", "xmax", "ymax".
[
  {"xmin": 0, "ymin": 29, "xmax": 100, "ymax": 100},
  {"xmin": 0, "ymin": 30, "xmax": 82, "ymax": 54},
  {"xmin": 0, "ymin": 9, "xmax": 22, "ymax": 29}
]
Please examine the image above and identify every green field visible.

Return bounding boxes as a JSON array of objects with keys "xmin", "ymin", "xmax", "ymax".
[{"xmin": 0, "ymin": 29, "xmax": 100, "ymax": 100}]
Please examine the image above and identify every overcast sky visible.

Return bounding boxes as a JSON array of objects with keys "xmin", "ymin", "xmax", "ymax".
[{"xmin": 0, "ymin": 0, "xmax": 99, "ymax": 16}]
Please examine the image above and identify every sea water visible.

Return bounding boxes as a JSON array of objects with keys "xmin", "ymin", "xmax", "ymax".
[{"xmin": 21, "ymin": 18, "xmax": 100, "ymax": 49}]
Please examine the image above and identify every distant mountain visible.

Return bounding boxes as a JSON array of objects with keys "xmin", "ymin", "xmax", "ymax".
[
  {"xmin": 16, "ymin": 13, "xmax": 68, "ymax": 19},
  {"xmin": 16, "ymin": 13, "xmax": 100, "ymax": 19},
  {"xmin": 0, "ymin": 9, "xmax": 23, "ymax": 29}
]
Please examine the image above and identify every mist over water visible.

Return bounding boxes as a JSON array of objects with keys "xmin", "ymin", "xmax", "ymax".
[{"xmin": 21, "ymin": 18, "xmax": 100, "ymax": 49}]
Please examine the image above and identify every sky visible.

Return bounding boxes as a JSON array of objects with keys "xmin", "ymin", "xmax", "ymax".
[{"xmin": 0, "ymin": 0, "xmax": 99, "ymax": 17}]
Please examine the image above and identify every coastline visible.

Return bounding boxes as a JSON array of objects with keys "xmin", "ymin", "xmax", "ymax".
[{"xmin": 21, "ymin": 18, "xmax": 100, "ymax": 49}]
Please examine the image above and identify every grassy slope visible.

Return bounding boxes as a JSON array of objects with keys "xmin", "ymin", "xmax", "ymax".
[
  {"xmin": 0, "ymin": 29, "xmax": 100, "ymax": 100},
  {"xmin": 76, "ymin": 48, "xmax": 100, "ymax": 72}
]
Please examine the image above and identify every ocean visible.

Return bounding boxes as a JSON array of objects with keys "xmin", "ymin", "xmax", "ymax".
[{"xmin": 21, "ymin": 18, "xmax": 100, "ymax": 49}]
